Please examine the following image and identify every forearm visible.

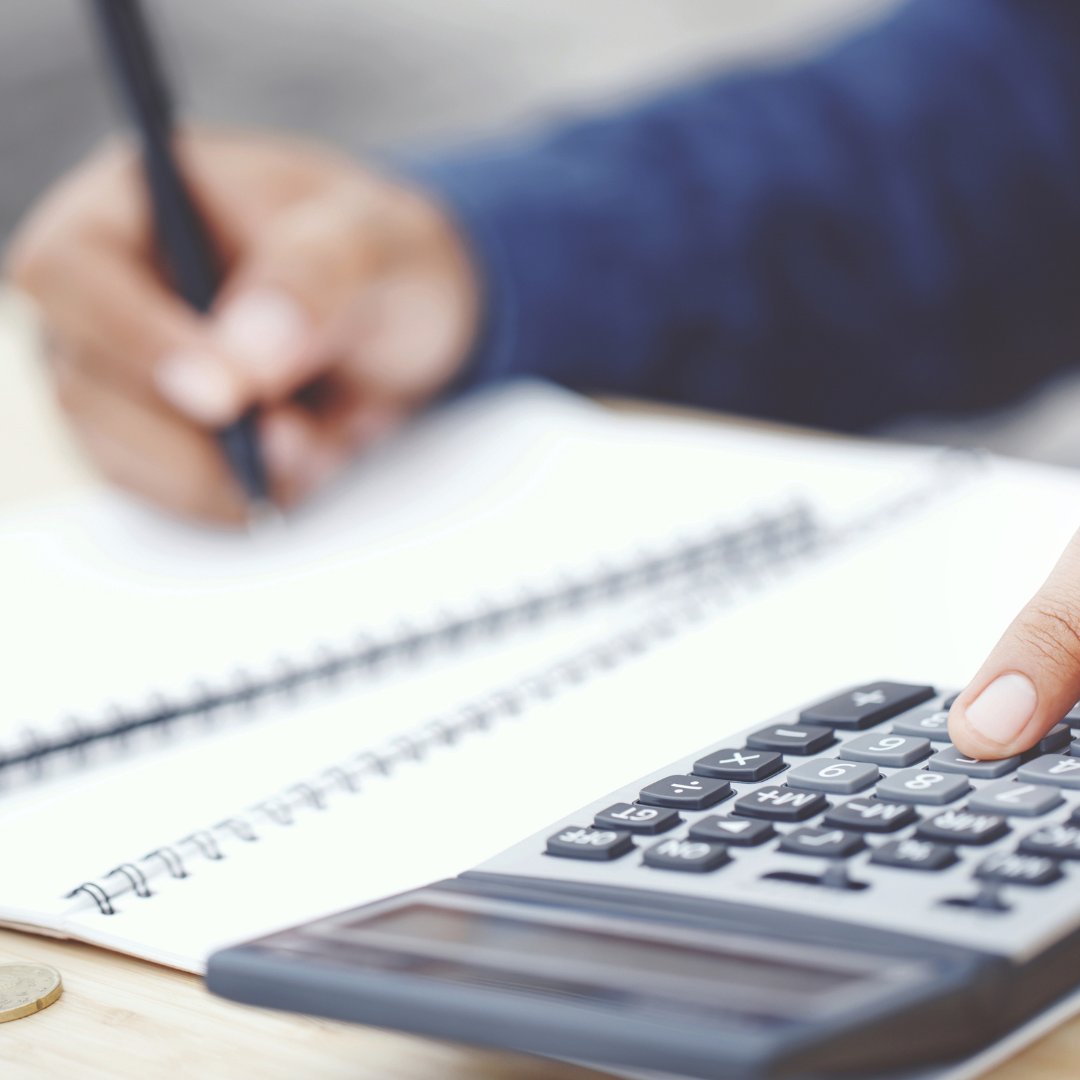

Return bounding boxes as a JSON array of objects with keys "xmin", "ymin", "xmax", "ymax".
[{"xmin": 412, "ymin": 0, "xmax": 1080, "ymax": 430}]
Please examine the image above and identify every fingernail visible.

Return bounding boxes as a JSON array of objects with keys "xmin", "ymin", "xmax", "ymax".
[
  {"xmin": 216, "ymin": 288, "xmax": 307, "ymax": 383},
  {"xmin": 964, "ymin": 672, "xmax": 1038, "ymax": 745},
  {"xmin": 155, "ymin": 350, "xmax": 241, "ymax": 425}
]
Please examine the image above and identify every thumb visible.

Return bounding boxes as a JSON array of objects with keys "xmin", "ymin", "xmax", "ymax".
[{"xmin": 949, "ymin": 527, "xmax": 1080, "ymax": 758}]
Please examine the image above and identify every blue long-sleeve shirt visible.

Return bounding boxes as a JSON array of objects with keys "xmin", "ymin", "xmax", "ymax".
[{"xmin": 411, "ymin": 0, "xmax": 1080, "ymax": 432}]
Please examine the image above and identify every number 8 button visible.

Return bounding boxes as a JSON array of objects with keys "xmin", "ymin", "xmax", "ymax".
[{"xmin": 875, "ymin": 768, "xmax": 970, "ymax": 805}]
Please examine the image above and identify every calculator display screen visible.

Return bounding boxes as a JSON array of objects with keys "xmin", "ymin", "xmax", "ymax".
[{"xmin": 343, "ymin": 903, "xmax": 874, "ymax": 1014}]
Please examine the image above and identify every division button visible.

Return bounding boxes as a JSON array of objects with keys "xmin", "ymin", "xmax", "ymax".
[
  {"xmin": 732, "ymin": 786, "xmax": 828, "ymax": 822},
  {"xmin": 800, "ymin": 682, "xmax": 935, "ymax": 730},
  {"xmin": 693, "ymin": 748, "xmax": 785, "ymax": 782},
  {"xmin": 642, "ymin": 837, "xmax": 730, "ymax": 873},
  {"xmin": 870, "ymin": 838, "xmax": 958, "ymax": 871},
  {"xmin": 839, "ymin": 732, "xmax": 932, "ymax": 768},
  {"xmin": 974, "ymin": 852, "xmax": 1062, "ymax": 886},
  {"xmin": 688, "ymin": 816, "xmax": 775, "ymax": 846},
  {"xmin": 638, "ymin": 775, "xmax": 731, "ymax": 811},
  {"xmin": 593, "ymin": 803, "xmax": 681, "ymax": 835},
  {"xmin": 927, "ymin": 745, "xmax": 1020, "ymax": 779},
  {"xmin": 967, "ymin": 780, "xmax": 1064, "ymax": 817},
  {"xmin": 915, "ymin": 809, "xmax": 1010, "ymax": 845},
  {"xmin": 1019, "ymin": 824, "xmax": 1080, "ymax": 859},
  {"xmin": 746, "ymin": 723, "xmax": 834, "ymax": 755},
  {"xmin": 779, "ymin": 826, "xmax": 865, "ymax": 859},
  {"xmin": 891, "ymin": 707, "xmax": 953, "ymax": 742},
  {"xmin": 786, "ymin": 758, "xmax": 879, "ymax": 795},
  {"xmin": 546, "ymin": 826, "xmax": 634, "ymax": 861},
  {"xmin": 1033, "ymin": 724, "xmax": 1073, "ymax": 756},
  {"xmin": 875, "ymin": 769, "xmax": 970, "ymax": 806},
  {"xmin": 822, "ymin": 798, "xmax": 917, "ymax": 832},
  {"xmin": 1016, "ymin": 755, "xmax": 1080, "ymax": 790}
]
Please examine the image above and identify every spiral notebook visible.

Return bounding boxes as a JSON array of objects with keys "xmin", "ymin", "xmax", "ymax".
[{"xmin": 5, "ymin": 378, "xmax": 1064, "ymax": 975}]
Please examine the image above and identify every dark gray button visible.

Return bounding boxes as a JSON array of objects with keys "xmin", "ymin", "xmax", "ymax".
[
  {"xmin": 839, "ymin": 732, "xmax": 931, "ymax": 768},
  {"xmin": 688, "ymin": 816, "xmax": 775, "ymax": 846},
  {"xmin": 941, "ymin": 693, "xmax": 959, "ymax": 711},
  {"xmin": 875, "ymin": 769, "xmax": 970, "ymax": 805},
  {"xmin": 693, "ymin": 748, "xmax": 785, "ymax": 783},
  {"xmin": 870, "ymin": 838, "xmax": 957, "ymax": 871},
  {"xmin": 822, "ymin": 797, "xmax": 916, "ymax": 832},
  {"xmin": 915, "ymin": 809, "xmax": 1009, "ymax": 845},
  {"xmin": 927, "ymin": 745, "xmax": 1019, "ymax": 779},
  {"xmin": 1019, "ymin": 824, "xmax": 1080, "ymax": 859},
  {"xmin": 638, "ymin": 775, "xmax": 731, "ymax": 811},
  {"xmin": 546, "ymin": 826, "xmax": 633, "ymax": 861},
  {"xmin": 975, "ymin": 851, "xmax": 1061, "ymax": 886},
  {"xmin": 746, "ymin": 723, "xmax": 834, "ymax": 755},
  {"xmin": 891, "ymin": 706, "xmax": 952, "ymax": 742},
  {"xmin": 967, "ymin": 779, "xmax": 1064, "ymax": 817},
  {"xmin": 1071, "ymin": 740, "xmax": 1080, "ymax": 759},
  {"xmin": 594, "ymin": 803, "xmax": 680, "ymax": 835},
  {"xmin": 732, "ymin": 786, "xmax": 828, "ymax": 822},
  {"xmin": 786, "ymin": 758, "xmax": 878, "ymax": 795},
  {"xmin": 1016, "ymin": 755, "xmax": 1080, "ymax": 790},
  {"xmin": 779, "ymin": 826, "xmax": 865, "ymax": 859},
  {"xmin": 1033, "ymin": 724, "xmax": 1072, "ymax": 756},
  {"xmin": 800, "ymin": 682, "xmax": 935, "ymax": 730},
  {"xmin": 642, "ymin": 837, "xmax": 730, "ymax": 873}
]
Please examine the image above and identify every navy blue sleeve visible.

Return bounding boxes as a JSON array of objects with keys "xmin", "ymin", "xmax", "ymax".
[{"xmin": 410, "ymin": 0, "xmax": 1080, "ymax": 431}]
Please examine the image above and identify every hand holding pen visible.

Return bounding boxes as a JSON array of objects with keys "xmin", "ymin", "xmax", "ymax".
[{"xmin": 4, "ymin": 1, "xmax": 479, "ymax": 525}]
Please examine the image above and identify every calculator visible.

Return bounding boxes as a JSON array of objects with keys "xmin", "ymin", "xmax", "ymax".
[{"xmin": 208, "ymin": 682, "xmax": 1080, "ymax": 1079}]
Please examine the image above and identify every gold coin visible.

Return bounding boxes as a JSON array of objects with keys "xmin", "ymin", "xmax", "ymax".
[{"xmin": 0, "ymin": 963, "xmax": 63, "ymax": 1023}]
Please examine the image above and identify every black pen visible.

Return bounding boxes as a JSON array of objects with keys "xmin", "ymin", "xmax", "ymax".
[{"xmin": 88, "ymin": 0, "xmax": 273, "ymax": 516}]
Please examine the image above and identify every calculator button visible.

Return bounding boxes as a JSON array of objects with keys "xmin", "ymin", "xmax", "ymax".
[
  {"xmin": 1033, "ymin": 724, "xmax": 1072, "ymax": 756},
  {"xmin": 786, "ymin": 758, "xmax": 878, "ymax": 795},
  {"xmin": 1019, "ymin": 824, "xmax": 1080, "ymax": 859},
  {"xmin": 688, "ymin": 816, "xmax": 775, "ymax": 846},
  {"xmin": 927, "ymin": 745, "xmax": 1020, "ymax": 779},
  {"xmin": 967, "ymin": 780, "xmax": 1064, "ymax": 817},
  {"xmin": 692, "ymin": 748, "xmax": 785, "ymax": 782},
  {"xmin": 1016, "ymin": 754, "xmax": 1080, "ymax": 789},
  {"xmin": 974, "ymin": 851, "xmax": 1062, "ymax": 886},
  {"xmin": 638, "ymin": 775, "xmax": 731, "ymax": 811},
  {"xmin": 732, "ymin": 786, "xmax": 828, "ymax": 821},
  {"xmin": 915, "ymin": 809, "xmax": 1009, "ymax": 845},
  {"xmin": 870, "ymin": 838, "xmax": 958, "ymax": 871},
  {"xmin": 890, "ymin": 706, "xmax": 953, "ymax": 742},
  {"xmin": 941, "ymin": 693, "xmax": 959, "ymax": 711},
  {"xmin": 546, "ymin": 826, "xmax": 633, "ymax": 861},
  {"xmin": 745, "ymin": 724, "xmax": 834, "ymax": 755},
  {"xmin": 822, "ymin": 797, "xmax": 917, "ymax": 832},
  {"xmin": 874, "ymin": 769, "xmax": 970, "ymax": 805},
  {"xmin": 593, "ymin": 803, "xmax": 680, "ymax": 835},
  {"xmin": 778, "ymin": 826, "xmax": 865, "ymax": 858},
  {"xmin": 800, "ymin": 682, "xmax": 935, "ymax": 730},
  {"xmin": 642, "ymin": 838, "xmax": 730, "ymax": 873},
  {"xmin": 839, "ymin": 732, "xmax": 932, "ymax": 768}
]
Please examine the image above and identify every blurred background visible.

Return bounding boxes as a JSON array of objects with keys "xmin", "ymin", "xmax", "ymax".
[{"xmin": 2, "ymin": 0, "xmax": 1080, "ymax": 485}]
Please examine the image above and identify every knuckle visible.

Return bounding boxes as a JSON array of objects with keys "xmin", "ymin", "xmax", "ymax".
[{"xmin": 1016, "ymin": 597, "xmax": 1080, "ymax": 669}]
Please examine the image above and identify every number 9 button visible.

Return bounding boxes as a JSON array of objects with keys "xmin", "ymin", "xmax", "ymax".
[{"xmin": 838, "ymin": 732, "xmax": 932, "ymax": 768}]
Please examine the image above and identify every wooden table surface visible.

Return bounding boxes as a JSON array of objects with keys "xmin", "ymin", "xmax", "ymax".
[{"xmin": 0, "ymin": 287, "xmax": 1077, "ymax": 1078}]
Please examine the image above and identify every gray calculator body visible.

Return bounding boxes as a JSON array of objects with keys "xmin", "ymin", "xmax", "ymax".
[{"xmin": 208, "ymin": 683, "xmax": 1080, "ymax": 1078}]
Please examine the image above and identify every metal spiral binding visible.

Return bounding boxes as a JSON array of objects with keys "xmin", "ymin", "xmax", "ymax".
[
  {"xmin": 0, "ymin": 501, "xmax": 822, "ymax": 782},
  {"xmin": 62, "ymin": 501, "xmax": 830, "ymax": 916}
]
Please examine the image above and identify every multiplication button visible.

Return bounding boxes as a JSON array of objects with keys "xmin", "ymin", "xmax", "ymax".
[
  {"xmin": 838, "ymin": 732, "xmax": 931, "ymax": 768},
  {"xmin": 800, "ymin": 682, "xmax": 935, "ymax": 730},
  {"xmin": 642, "ymin": 838, "xmax": 730, "ymax": 873},
  {"xmin": 732, "ymin": 786, "xmax": 828, "ymax": 822},
  {"xmin": 593, "ymin": 803, "xmax": 680, "ymax": 835},
  {"xmin": 638, "ymin": 775, "xmax": 731, "ymax": 811},
  {"xmin": 915, "ymin": 810, "xmax": 1009, "ymax": 845},
  {"xmin": 822, "ymin": 798, "xmax": 916, "ymax": 832},
  {"xmin": 746, "ymin": 724, "xmax": 834, "ymax": 755},
  {"xmin": 786, "ymin": 758, "xmax": 878, "ymax": 795},
  {"xmin": 927, "ymin": 745, "xmax": 1019, "ymax": 779},
  {"xmin": 693, "ymin": 748, "xmax": 785, "ymax": 783},
  {"xmin": 546, "ymin": 826, "xmax": 633, "ymax": 861},
  {"xmin": 778, "ymin": 826, "xmax": 865, "ymax": 858},
  {"xmin": 688, "ymin": 816, "xmax": 775, "ymax": 846},
  {"xmin": 870, "ymin": 839, "xmax": 957, "ymax": 871},
  {"xmin": 967, "ymin": 780, "xmax": 1063, "ymax": 817},
  {"xmin": 875, "ymin": 769, "xmax": 969, "ymax": 805}
]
